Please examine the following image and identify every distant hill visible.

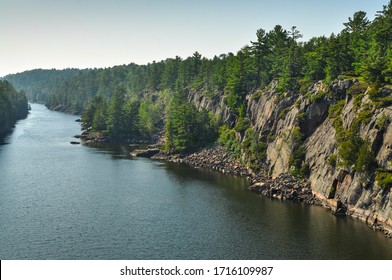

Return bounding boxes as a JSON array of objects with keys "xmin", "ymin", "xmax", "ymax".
[{"xmin": 4, "ymin": 68, "xmax": 83, "ymax": 103}]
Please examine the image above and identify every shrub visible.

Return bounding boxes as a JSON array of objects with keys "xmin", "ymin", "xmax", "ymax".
[
  {"xmin": 218, "ymin": 125, "xmax": 241, "ymax": 157},
  {"xmin": 347, "ymin": 82, "xmax": 367, "ymax": 96},
  {"xmin": 297, "ymin": 112, "xmax": 307, "ymax": 124},
  {"xmin": 375, "ymin": 169, "xmax": 392, "ymax": 191},
  {"xmin": 241, "ymin": 128, "xmax": 267, "ymax": 170},
  {"xmin": 310, "ymin": 91, "xmax": 326, "ymax": 102},
  {"xmin": 291, "ymin": 126, "xmax": 304, "ymax": 143},
  {"xmin": 278, "ymin": 107, "xmax": 291, "ymax": 120},
  {"xmin": 353, "ymin": 93, "xmax": 365, "ymax": 109},
  {"xmin": 355, "ymin": 103, "xmax": 375, "ymax": 125},
  {"xmin": 376, "ymin": 113, "xmax": 391, "ymax": 130},
  {"xmin": 234, "ymin": 117, "xmax": 251, "ymax": 133},
  {"xmin": 355, "ymin": 140, "xmax": 376, "ymax": 173},
  {"xmin": 289, "ymin": 126, "xmax": 306, "ymax": 177},
  {"xmin": 328, "ymin": 154, "xmax": 337, "ymax": 168},
  {"xmin": 328, "ymin": 100, "xmax": 345, "ymax": 118},
  {"xmin": 300, "ymin": 81, "xmax": 313, "ymax": 94}
]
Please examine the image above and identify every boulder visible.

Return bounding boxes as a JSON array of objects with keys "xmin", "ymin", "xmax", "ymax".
[{"xmin": 130, "ymin": 148, "xmax": 160, "ymax": 158}]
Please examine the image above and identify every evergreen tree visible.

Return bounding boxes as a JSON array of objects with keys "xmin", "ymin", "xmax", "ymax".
[
  {"xmin": 0, "ymin": 81, "xmax": 28, "ymax": 136},
  {"xmin": 107, "ymin": 85, "xmax": 127, "ymax": 139},
  {"xmin": 344, "ymin": 11, "xmax": 370, "ymax": 33},
  {"xmin": 251, "ymin": 28, "xmax": 271, "ymax": 87}
]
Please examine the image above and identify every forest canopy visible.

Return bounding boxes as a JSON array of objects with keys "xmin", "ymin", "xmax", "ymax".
[
  {"xmin": 3, "ymin": 1, "xmax": 392, "ymax": 152},
  {"xmin": 0, "ymin": 80, "xmax": 28, "ymax": 137}
]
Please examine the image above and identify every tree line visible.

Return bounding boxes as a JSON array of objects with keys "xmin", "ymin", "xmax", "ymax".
[
  {"xmin": 0, "ymin": 80, "xmax": 29, "ymax": 137},
  {"xmin": 4, "ymin": 1, "xmax": 392, "ymax": 152},
  {"xmin": 4, "ymin": 68, "xmax": 82, "ymax": 103}
]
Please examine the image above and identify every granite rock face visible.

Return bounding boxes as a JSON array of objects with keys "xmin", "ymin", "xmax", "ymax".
[{"xmin": 187, "ymin": 79, "xmax": 392, "ymax": 234}]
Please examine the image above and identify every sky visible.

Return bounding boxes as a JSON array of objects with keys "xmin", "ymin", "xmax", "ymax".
[{"xmin": 0, "ymin": 0, "xmax": 388, "ymax": 77}]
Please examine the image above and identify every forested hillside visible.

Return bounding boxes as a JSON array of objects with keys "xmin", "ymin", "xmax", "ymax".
[
  {"xmin": 0, "ymin": 80, "xmax": 29, "ymax": 137},
  {"xmin": 4, "ymin": 68, "xmax": 82, "ymax": 105},
  {"xmin": 3, "ymin": 2, "xmax": 392, "ymax": 152},
  {"xmin": 4, "ymin": 3, "xmax": 391, "ymax": 144}
]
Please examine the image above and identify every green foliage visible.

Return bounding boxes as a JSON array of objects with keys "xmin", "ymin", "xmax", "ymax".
[
  {"xmin": 278, "ymin": 107, "xmax": 291, "ymax": 120},
  {"xmin": 81, "ymin": 95, "xmax": 107, "ymax": 131},
  {"xmin": 123, "ymin": 99, "xmax": 141, "ymax": 139},
  {"xmin": 0, "ymin": 80, "xmax": 28, "ymax": 137},
  {"xmin": 353, "ymin": 3, "xmax": 392, "ymax": 84},
  {"xmin": 353, "ymin": 93, "xmax": 365, "ymax": 109},
  {"xmin": 234, "ymin": 117, "xmax": 251, "ymax": 133},
  {"xmin": 303, "ymin": 37, "xmax": 328, "ymax": 82},
  {"xmin": 3, "ymin": 1, "xmax": 392, "ymax": 160},
  {"xmin": 92, "ymin": 103, "xmax": 107, "ymax": 132},
  {"xmin": 5, "ymin": 2, "xmax": 391, "ymax": 118},
  {"xmin": 329, "ymin": 101, "xmax": 377, "ymax": 173},
  {"xmin": 289, "ymin": 146, "xmax": 307, "ymax": 177},
  {"xmin": 309, "ymin": 91, "xmax": 326, "ymax": 102},
  {"xmin": 297, "ymin": 112, "xmax": 306, "ymax": 123},
  {"xmin": 328, "ymin": 100, "xmax": 345, "ymax": 118},
  {"xmin": 355, "ymin": 140, "xmax": 376, "ymax": 172},
  {"xmin": 347, "ymin": 82, "xmax": 368, "ymax": 96},
  {"xmin": 375, "ymin": 169, "xmax": 392, "ymax": 190},
  {"xmin": 107, "ymin": 86, "xmax": 128, "ymax": 139},
  {"xmin": 328, "ymin": 154, "xmax": 338, "ymax": 168},
  {"xmin": 289, "ymin": 126, "xmax": 307, "ymax": 177},
  {"xmin": 343, "ymin": 11, "xmax": 370, "ymax": 33},
  {"xmin": 81, "ymin": 86, "xmax": 144, "ymax": 142},
  {"xmin": 355, "ymin": 103, "xmax": 375, "ymax": 125},
  {"xmin": 290, "ymin": 126, "xmax": 304, "ymax": 143},
  {"xmin": 218, "ymin": 125, "xmax": 241, "ymax": 157},
  {"xmin": 139, "ymin": 97, "xmax": 163, "ymax": 138},
  {"xmin": 376, "ymin": 112, "xmax": 391, "ymax": 130},
  {"xmin": 241, "ymin": 128, "xmax": 267, "ymax": 170},
  {"xmin": 363, "ymin": 86, "xmax": 392, "ymax": 109},
  {"xmin": 165, "ymin": 91, "xmax": 218, "ymax": 153},
  {"xmin": 4, "ymin": 69, "xmax": 81, "ymax": 103}
]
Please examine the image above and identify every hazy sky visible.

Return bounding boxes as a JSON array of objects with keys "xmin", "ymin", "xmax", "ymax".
[{"xmin": 0, "ymin": 0, "xmax": 388, "ymax": 77}]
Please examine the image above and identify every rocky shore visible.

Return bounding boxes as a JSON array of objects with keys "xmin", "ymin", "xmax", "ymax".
[
  {"xmin": 248, "ymin": 173, "xmax": 323, "ymax": 206},
  {"xmin": 153, "ymin": 145, "xmax": 250, "ymax": 176},
  {"xmin": 75, "ymin": 131, "xmax": 109, "ymax": 143}
]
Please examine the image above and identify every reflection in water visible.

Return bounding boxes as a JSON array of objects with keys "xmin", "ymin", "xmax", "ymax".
[
  {"xmin": 83, "ymin": 143, "xmax": 135, "ymax": 160},
  {"xmin": 0, "ymin": 103, "xmax": 391, "ymax": 260}
]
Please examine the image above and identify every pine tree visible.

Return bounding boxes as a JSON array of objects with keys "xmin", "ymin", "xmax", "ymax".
[{"xmin": 107, "ymin": 85, "xmax": 127, "ymax": 140}]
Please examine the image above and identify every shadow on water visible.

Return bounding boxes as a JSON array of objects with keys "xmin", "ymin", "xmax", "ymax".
[
  {"xmin": 78, "ymin": 142, "xmax": 392, "ymax": 259},
  {"xmin": 161, "ymin": 160, "xmax": 250, "ymax": 189},
  {"xmin": 83, "ymin": 143, "xmax": 148, "ymax": 160},
  {"xmin": 0, "ymin": 125, "xmax": 19, "ymax": 145}
]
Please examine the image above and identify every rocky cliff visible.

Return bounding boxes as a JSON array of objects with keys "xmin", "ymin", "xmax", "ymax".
[{"xmin": 188, "ymin": 79, "xmax": 392, "ymax": 235}]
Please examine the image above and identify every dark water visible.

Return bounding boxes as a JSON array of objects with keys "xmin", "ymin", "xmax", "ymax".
[{"xmin": 0, "ymin": 104, "xmax": 391, "ymax": 260}]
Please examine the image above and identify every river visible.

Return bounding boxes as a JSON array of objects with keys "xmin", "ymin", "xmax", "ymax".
[{"xmin": 0, "ymin": 103, "xmax": 391, "ymax": 259}]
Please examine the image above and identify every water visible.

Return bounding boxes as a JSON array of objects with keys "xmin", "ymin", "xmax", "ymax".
[{"xmin": 0, "ymin": 104, "xmax": 391, "ymax": 260}]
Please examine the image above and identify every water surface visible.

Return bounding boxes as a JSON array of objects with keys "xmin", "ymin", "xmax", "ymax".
[{"xmin": 0, "ymin": 104, "xmax": 391, "ymax": 259}]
